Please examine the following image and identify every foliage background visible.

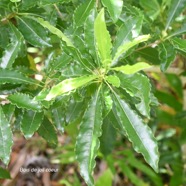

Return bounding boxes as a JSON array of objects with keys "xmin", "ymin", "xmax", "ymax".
[{"xmin": 0, "ymin": 0, "xmax": 186, "ymax": 185}]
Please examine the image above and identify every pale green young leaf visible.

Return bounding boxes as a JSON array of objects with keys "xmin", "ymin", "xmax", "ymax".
[
  {"xmin": 46, "ymin": 75, "xmax": 97, "ymax": 101},
  {"xmin": 36, "ymin": 17, "xmax": 73, "ymax": 47},
  {"xmin": 76, "ymin": 88, "xmax": 102, "ymax": 186},
  {"xmin": 112, "ymin": 15, "xmax": 144, "ymax": 56},
  {"xmin": 0, "ymin": 106, "xmax": 13, "ymax": 165},
  {"xmin": 94, "ymin": 8, "xmax": 112, "ymax": 68},
  {"xmin": 112, "ymin": 92, "xmax": 159, "ymax": 172},
  {"xmin": 113, "ymin": 35, "xmax": 150, "ymax": 62},
  {"xmin": 101, "ymin": 0, "xmax": 123, "ymax": 22},
  {"xmin": 73, "ymin": 0, "xmax": 95, "ymax": 27},
  {"xmin": 0, "ymin": 69, "xmax": 39, "ymax": 86},
  {"xmin": 158, "ymin": 42, "xmax": 176, "ymax": 72},
  {"xmin": 0, "ymin": 23, "xmax": 24, "ymax": 69},
  {"xmin": 21, "ymin": 111, "xmax": 44, "ymax": 139},
  {"xmin": 112, "ymin": 62, "xmax": 151, "ymax": 74},
  {"xmin": 8, "ymin": 93, "xmax": 42, "ymax": 111},
  {"xmin": 165, "ymin": 0, "xmax": 186, "ymax": 30},
  {"xmin": 95, "ymin": 169, "xmax": 113, "ymax": 186},
  {"xmin": 105, "ymin": 75, "xmax": 120, "ymax": 87},
  {"xmin": 17, "ymin": 16, "xmax": 51, "ymax": 47},
  {"xmin": 38, "ymin": 117, "xmax": 58, "ymax": 146}
]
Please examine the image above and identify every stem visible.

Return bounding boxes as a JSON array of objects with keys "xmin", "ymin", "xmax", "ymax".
[
  {"xmin": 135, "ymin": 40, "xmax": 162, "ymax": 51},
  {"xmin": 54, "ymin": 4, "xmax": 63, "ymax": 21}
]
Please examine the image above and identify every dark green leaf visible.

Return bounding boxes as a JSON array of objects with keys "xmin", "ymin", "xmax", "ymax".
[
  {"xmin": 76, "ymin": 88, "xmax": 103, "ymax": 186},
  {"xmin": 165, "ymin": 0, "xmax": 186, "ymax": 30},
  {"xmin": 171, "ymin": 37, "xmax": 186, "ymax": 55},
  {"xmin": 0, "ymin": 167, "xmax": 11, "ymax": 179},
  {"xmin": 100, "ymin": 116, "xmax": 116, "ymax": 156},
  {"xmin": 101, "ymin": 0, "xmax": 123, "ymax": 22},
  {"xmin": 73, "ymin": 0, "xmax": 95, "ymax": 27},
  {"xmin": 0, "ymin": 69, "xmax": 39, "ymax": 86},
  {"xmin": 38, "ymin": 117, "xmax": 58, "ymax": 146},
  {"xmin": 167, "ymin": 24, "xmax": 186, "ymax": 38},
  {"xmin": 112, "ymin": 91, "xmax": 159, "ymax": 172},
  {"xmin": 158, "ymin": 41, "xmax": 176, "ymax": 72},
  {"xmin": 8, "ymin": 93, "xmax": 42, "ymax": 111},
  {"xmin": 21, "ymin": 110, "xmax": 44, "ymax": 139},
  {"xmin": 118, "ymin": 73, "xmax": 152, "ymax": 117},
  {"xmin": 140, "ymin": 0, "xmax": 160, "ymax": 20},
  {"xmin": 0, "ymin": 106, "xmax": 13, "ymax": 165},
  {"xmin": 0, "ymin": 23, "xmax": 24, "ymax": 69},
  {"xmin": 17, "ymin": 16, "xmax": 51, "ymax": 47}
]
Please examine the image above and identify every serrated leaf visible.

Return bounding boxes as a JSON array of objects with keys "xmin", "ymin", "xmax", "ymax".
[
  {"xmin": 105, "ymin": 75, "xmax": 120, "ymax": 87},
  {"xmin": 158, "ymin": 41, "xmax": 176, "ymax": 72},
  {"xmin": 36, "ymin": 17, "xmax": 73, "ymax": 47},
  {"xmin": 46, "ymin": 75, "xmax": 97, "ymax": 101},
  {"xmin": 21, "ymin": 110, "xmax": 44, "ymax": 139},
  {"xmin": 101, "ymin": 0, "xmax": 123, "ymax": 22},
  {"xmin": 165, "ymin": 0, "xmax": 186, "ymax": 30},
  {"xmin": 76, "ymin": 88, "xmax": 102, "ymax": 186},
  {"xmin": 2, "ymin": 104, "xmax": 15, "ymax": 123},
  {"xmin": 38, "ymin": 117, "xmax": 58, "ymax": 146},
  {"xmin": 118, "ymin": 73, "xmax": 151, "ymax": 117},
  {"xmin": 8, "ymin": 93, "xmax": 42, "ymax": 111},
  {"xmin": 113, "ymin": 35, "xmax": 150, "ymax": 63},
  {"xmin": 112, "ymin": 62, "xmax": 151, "ymax": 74},
  {"xmin": 0, "ymin": 23, "xmax": 24, "ymax": 69},
  {"xmin": 17, "ymin": 16, "xmax": 51, "ymax": 47},
  {"xmin": 0, "ymin": 69, "xmax": 39, "ymax": 86},
  {"xmin": 111, "ymin": 91, "xmax": 159, "ymax": 172},
  {"xmin": 0, "ymin": 106, "xmax": 13, "ymax": 165},
  {"xmin": 94, "ymin": 8, "xmax": 112, "ymax": 68},
  {"xmin": 39, "ymin": 0, "xmax": 69, "ymax": 5},
  {"xmin": 84, "ymin": 9, "xmax": 99, "ymax": 65},
  {"xmin": 112, "ymin": 15, "xmax": 144, "ymax": 56},
  {"xmin": 0, "ymin": 167, "xmax": 11, "ymax": 179},
  {"xmin": 74, "ymin": 0, "xmax": 95, "ymax": 27},
  {"xmin": 140, "ymin": 0, "xmax": 160, "ymax": 20}
]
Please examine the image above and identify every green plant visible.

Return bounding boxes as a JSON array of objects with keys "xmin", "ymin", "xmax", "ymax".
[{"xmin": 0, "ymin": 0, "xmax": 186, "ymax": 185}]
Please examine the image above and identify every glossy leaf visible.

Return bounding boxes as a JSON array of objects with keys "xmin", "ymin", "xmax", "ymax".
[
  {"xmin": 46, "ymin": 75, "xmax": 97, "ymax": 101},
  {"xmin": 0, "ymin": 106, "xmax": 13, "ymax": 165},
  {"xmin": 52, "ymin": 107, "xmax": 65, "ymax": 133},
  {"xmin": 8, "ymin": 93, "xmax": 42, "ymax": 111},
  {"xmin": 76, "ymin": 88, "xmax": 102, "ymax": 186},
  {"xmin": 113, "ymin": 35, "xmax": 150, "ymax": 62},
  {"xmin": 112, "ymin": 91, "xmax": 159, "ymax": 172},
  {"xmin": 0, "ymin": 23, "xmax": 24, "ymax": 69},
  {"xmin": 21, "ymin": 110, "xmax": 44, "ymax": 139},
  {"xmin": 84, "ymin": 9, "xmax": 99, "ymax": 64},
  {"xmin": 36, "ymin": 17, "xmax": 73, "ymax": 47},
  {"xmin": 118, "ymin": 73, "xmax": 151, "ymax": 117},
  {"xmin": 0, "ymin": 69, "xmax": 38, "ymax": 86},
  {"xmin": 105, "ymin": 75, "xmax": 120, "ymax": 87},
  {"xmin": 38, "ymin": 117, "xmax": 58, "ymax": 146},
  {"xmin": 158, "ymin": 41, "xmax": 176, "ymax": 72},
  {"xmin": 73, "ymin": 0, "xmax": 95, "ymax": 27},
  {"xmin": 101, "ymin": 0, "xmax": 123, "ymax": 22},
  {"xmin": 112, "ymin": 15, "xmax": 144, "ymax": 56},
  {"xmin": 17, "ymin": 16, "xmax": 51, "ymax": 47},
  {"xmin": 94, "ymin": 8, "xmax": 112, "ymax": 67},
  {"xmin": 165, "ymin": 0, "xmax": 186, "ymax": 30},
  {"xmin": 112, "ymin": 62, "xmax": 151, "ymax": 74}
]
